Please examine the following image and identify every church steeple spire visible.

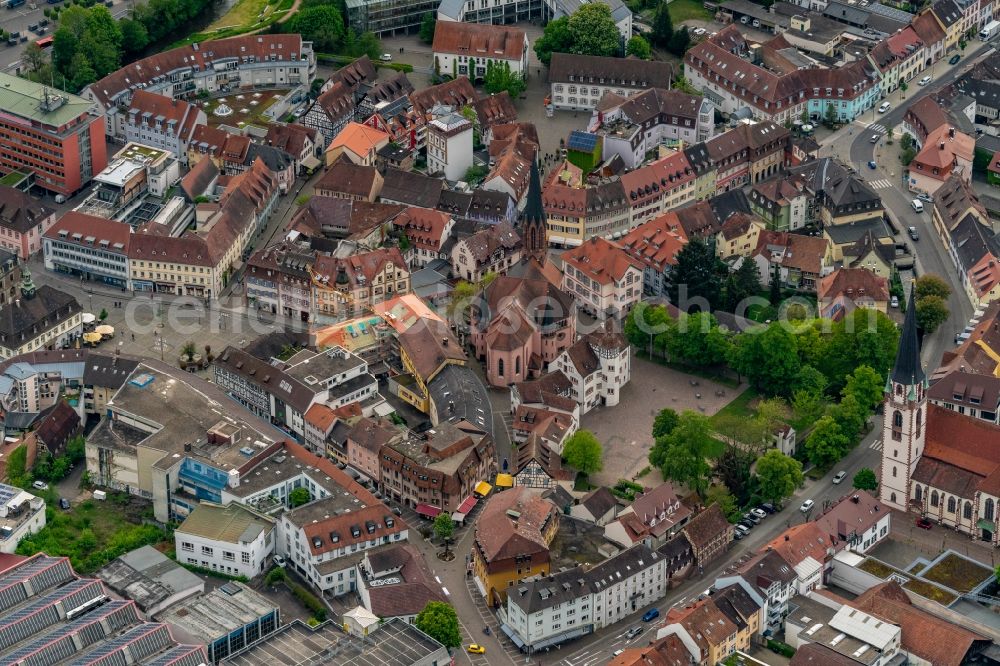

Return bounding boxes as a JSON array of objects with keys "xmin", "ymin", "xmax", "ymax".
[
  {"xmin": 891, "ymin": 284, "xmax": 924, "ymax": 386},
  {"xmin": 521, "ymin": 160, "xmax": 547, "ymax": 262}
]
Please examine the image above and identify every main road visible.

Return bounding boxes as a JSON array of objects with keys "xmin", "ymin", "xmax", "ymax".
[{"xmin": 839, "ymin": 41, "xmax": 996, "ymax": 369}]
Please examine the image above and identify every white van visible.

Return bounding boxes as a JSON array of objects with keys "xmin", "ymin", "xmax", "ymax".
[
  {"xmin": 878, "ymin": 101, "xmax": 891, "ymax": 113},
  {"xmin": 911, "ymin": 199, "xmax": 924, "ymax": 213}
]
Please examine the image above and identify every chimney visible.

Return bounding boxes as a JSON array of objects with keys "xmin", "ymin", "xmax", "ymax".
[
  {"xmin": 442, "ymin": 337, "xmax": 448, "ymax": 347},
  {"xmin": 851, "ymin": 495, "xmax": 860, "ymax": 503},
  {"xmin": 784, "ymin": 535, "xmax": 790, "ymax": 541},
  {"xmin": 949, "ymin": 127, "xmax": 955, "ymax": 138},
  {"xmin": 939, "ymin": 142, "xmax": 946, "ymax": 150}
]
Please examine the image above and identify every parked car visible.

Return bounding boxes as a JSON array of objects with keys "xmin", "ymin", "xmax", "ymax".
[
  {"xmin": 58, "ymin": 498, "xmax": 70, "ymax": 510},
  {"xmin": 949, "ymin": 54, "xmax": 962, "ymax": 65},
  {"xmin": 625, "ymin": 627, "xmax": 644, "ymax": 640},
  {"xmin": 878, "ymin": 101, "xmax": 891, "ymax": 113},
  {"xmin": 273, "ymin": 555, "xmax": 287, "ymax": 568},
  {"xmin": 743, "ymin": 512, "xmax": 760, "ymax": 525},
  {"xmin": 379, "ymin": 53, "xmax": 392, "ymax": 61},
  {"xmin": 32, "ymin": 480, "xmax": 48, "ymax": 491},
  {"xmin": 613, "ymin": 649, "xmax": 625, "ymax": 657},
  {"xmin": 467, "ymin": 645, "xmax": 486, "ymax": 654},
  {"xmin": 799, "ymin": 499, "xmax": 815, "ymax": 513},
  {"xmin": 916, "ymin": 517, "xmax": 933, "ymax": 530},
  {"xmin": 760, "ymin": 502, "xmax": 777, "ymax": 514},
  {"xmin": 734, "ymin": 524, "xmax": 750, "ymax": 540},
  {"xmin": 832, "ymin": 471, "xmax": 847, "ymax": 484},
  {"xmin": 693, "ymin": 27, "xmax": 706, "ymax": 35},
  {"xmin": 739, "ymin": 519, "xmax": 755, "ymax": 530},
  {"xmin": 750, "ymin": 508, "xmax": 767, "ymax": 520},
  {"xmin": 891, "ymin": 295, "xmax": 899, "ymax": 308},
  {"xmin": 919, "ymin": 75, "xmax": 932, "ymax": 86},
  {"xmin": 916, "ymin": 192, "xmax": 933, "ymax": 202},
  {"xmin": 911, "ymin": 199, "xmax": 924, "ymax": 213},
  {"xmin": 642, "ymin": 608, "xmax": 660, "ymax": 622},
  {"xmin": 908, "ymin": 226, "xmax": 920, "ymax": 240}
]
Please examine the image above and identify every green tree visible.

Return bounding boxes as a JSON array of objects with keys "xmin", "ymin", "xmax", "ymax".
[
  {"xmin": 433, "ymin": 512, "xmax": 454, "ymax": 555},
  {"xmin": 900, "ymin": 133, "xmax": 913, "ymax": 151},
  {"xmin": 21, "ymin": 42, "xmax": 48, "ymax": 76},
  {"xmin": 533, "ymin": 16, "xmax": 572, "ymax": 66},
  {"xmin": 756, "ymin": 450, "xmax": 803, "ymax": 506},
  {"xmin": 6, "ymin": 445, "xmax": 26, "ymax": 484},
  {"xmin": 795, "ymin": 364, "xmax": 828, "ymax": 395},
  {"xmin": 824, "ymin": 102, "xmax": 837, "ymax": 128},
  {"xmin": 828, "ymin": 393, "xmax": 866, "ymax": 443},
  {"xmin": 562, "ymin": 430, "xmax": 603, "ymax": 475},
  {"xmin": 716, "ymin": 445, "xmax": 755, "ymax": 506},
  {"xmin": 768, "ymin": 264, "xmax": 781, "ymax": 305},
  {"xmin": 724, "ymin": 258, "xmax": 762, "ymax": 312},
  {"xmin": 728, "ymin": 324, "xmax": 802, "ymax": 397},
  {"xmin": 819, "ymin": 309, "xmax": 900, "ymax": 394},
  {"xmin": 915, "ymin": 294, "xmax": 949, "ymax": 334},
  {"xmin": 464, "ymin": 164, "xmax": 489, "ymax": 183},
  {"xmin": 119, "ymin": 17, "xmax": 148, "ymax": 56},
  {"xmin": 852, "ymin": 467, "xmax": 878, "ymax": 491},
  {"xmin": 843, "ymin": 365, "xmax": 884, "ymax": 414},
  {"xmin": 567, "ymin": 4, "xmax": 622, "ymax": 58},
  {"xmin": 652, "ymin": 408, "xmax": 680, "ymax": 439},
  {"xmin": 804, "ymin": 416, "xmax": 850, "ymax": 469},
  {"xmin": 419, "ymin": 12, "xmax": 436, "ymax": 44},
  {"xmin": 656, "ymin": 411, "xmax": 715, "ymax": 498},
  {"xmin": 624, "ymin": 303, "xmax": 673, "ymax": 355},
  {"xmin": 792, "ymin": 387, "xmax": 825, "ymax": 428},
  {"xmin": 914, "ymin": 274, "xmax": 951, "ymax": 300},
  {"xmin": 66, "ymin": 435, "xmax": 86, "ymax": 464},
  {"xmin": 666, "ymin": 312, "xmax": 731, "ymax": 367},
  {"xmin": 286, "ymin": 6, "xmax": 346, "ymax": 52},
  {"xmin": 652, "ymin": 2, "xmax": 673, "ymax": 47},
  {"xmin": 626, "ymin": 34, "xmax": 651, "ymax": 59},
  {"xmin": 705, "ymin": 484, "xmax": 740, "ymax": 523},
  {"xmin": 899, "ymin": 81, "xmax": 908, "ymax": 98},
  {"xmin": 667, "ymin": 26, "xmax": 690, "ymax": 56},
  {"xmin": 483, "ymin": 60, "xmax": 525, "ymax": 98},
  {"xmin": 667, "ymin": 237, "xmax": 725, "ymax": 311},
  {"xmin": 415, "ymin": 601, "xmax": 462, "ymax": 649},
  {"xmin": 289, "ymin": 487, "xmax": 311, "ymax": 507}
]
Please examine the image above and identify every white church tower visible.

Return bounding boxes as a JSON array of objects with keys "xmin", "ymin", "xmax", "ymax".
[{"xmin": 880, "ymin": 287, "xmax": 928, "ymax": 512}]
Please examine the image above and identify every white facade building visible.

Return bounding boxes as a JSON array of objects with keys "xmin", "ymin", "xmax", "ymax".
[
  {"xmin": 175, "ymin": 502, "xmax": 275, "ymax": 579},
  {"xmin": 501, "ymin": 544, "xmax": 666, "ymax": 651},
  {"xmin": 0, "ymin": 484, "xmax": 46, "ymax": 554},
  {"xmin": 549, "ymin": 325, "xmax": 631, "ymax": 415},
  {"xmin": 426, "ymin": 113, "xmax": 473, "ymax": 181}
]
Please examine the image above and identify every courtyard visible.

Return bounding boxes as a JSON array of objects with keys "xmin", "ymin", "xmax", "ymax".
[{"xmin": 582, "ymin": 355, "xmax": 740, "ymax": 487}]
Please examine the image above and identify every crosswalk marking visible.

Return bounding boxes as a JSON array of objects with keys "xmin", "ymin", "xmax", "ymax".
[
  {"xmin": 859, "ymin": 121, "xmax": 887, "ymax": 134},
  {"xmin": 870, "ymin": 439, "xmax": 883, "ymax": 451},
  {"xmin": 868, "ymin": 178, "xmax": 894, "ymax": 189}
]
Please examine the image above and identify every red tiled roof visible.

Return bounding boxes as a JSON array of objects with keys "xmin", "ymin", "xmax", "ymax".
[
  {"xmin": 817, "ymin": 267, "xmax": 889, "ymax": 303},
  {"xmin": 561, "ymin": 236, "xmax": 642, "ymax": 285},
  {"xmin": 432, "ymin": 21, "xmax": 526, "ymax": 60},
  {"xmin": 924, "ymin": 403, "xmax": 1000, "ymax": 479},
  {"xmin": 127, "ymin": 89, "xmax": 203, "ymax": 142},
  {"xmin": 44, "ymin": 212, "xmax": 132, "ymax": 253},
  {"xmin": 316, "ymin": 161, "xmax": 379, "ymax": 198},
  {"xmin": 87, "ymin": 35, "xmax": 306, "ymax": 108},
  {"xmin": 304, "ymin": 403, "xmax": 338, "ymax": 432},
  {"xmin": 327, "ymin": 122, "xmax": 390, "ymax": 158},
  {"xmin": 393, "ymin": 206, "xmax": 452, "ymax": 251},
  {"xmin": 475, "ymin": 486, "xmax": 556, "ymax": 562},
  {"xmin": 761, "ymin": 522, "xmax": 832, "ymax": 567},
  {"xmin": 620, "ymin": 212, "xmax": 688, "ymax": 271},
  {"xmin": 753, "ymin": 230, "xmax": 830, "ymax": 275},
  {"xmin": 409, "ymin": 77, "xmax": 478, "ymax": 118},
  {"xmin": 620, "ymin": 151, "xmax": 696, "ymax": 206}
]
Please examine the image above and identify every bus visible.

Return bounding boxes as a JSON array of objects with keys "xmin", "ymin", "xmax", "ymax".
[{"xmin": 34, "ymin": 35, "xmax": 53, "ymax": 49}]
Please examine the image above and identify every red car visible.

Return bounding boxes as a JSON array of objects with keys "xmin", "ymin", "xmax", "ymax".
[{"xmin": 916, "ymin": 517, "xmax": 933, "ymax": 530}]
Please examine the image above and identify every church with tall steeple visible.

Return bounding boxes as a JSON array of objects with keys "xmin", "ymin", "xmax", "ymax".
[
  {"xmin": 520, "ymin": 160, "xmax": 548, "ymax": 264},
  {"xmin": 879, "ymin": 287, "xmax": 1000, "ymax": 545}
]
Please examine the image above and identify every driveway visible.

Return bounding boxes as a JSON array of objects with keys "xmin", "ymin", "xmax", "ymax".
[{"xmin": 54, "ymin": 463, "xmax": 86, "ymax": 504}]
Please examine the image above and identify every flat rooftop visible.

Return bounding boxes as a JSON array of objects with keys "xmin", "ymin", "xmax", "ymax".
[
  {"xmin": 281, "ymin": 489, "xmax": 375, "ymax": 530},
  {"xmin": 95, "ymin": 158, "xmax": 149, "ymax": 188},
  {"xmin": 226, "ymin": 447, "xmax": 359, "ymax": 500},
  {"xmin": 88, "ymin": 361, "xmax": 282, "ymax": 472},
  {"xmin": 283, "ymin": 347, "xmax": 367, "ymax": 385},
  {"xmin": 175, "ymin": 503, "xmax": 272, "ymax": 545},
  {"xmin": 160, "ymin": 582, "xmax": 276, "ymax": 641},
  {"xmin": 97, "ymin": 545, "xmax": 203, "ymax": 612},
  {"xmin": 0, "ymin": 72, "xmax": 92, "ymax": 128},
  {"xmin": 221, "ymin": 618, "xmax": 447, "ymax": 666}
]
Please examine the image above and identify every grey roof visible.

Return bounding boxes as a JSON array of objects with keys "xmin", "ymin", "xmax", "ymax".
[
  {"xmin": 97, "ymin": 545, "xmax": 203, "ymax": 612},
  {"xmin": 548, "ymin": 53, "xmax": 672, "ymax": 89},
  {"xmin": 436, "ymin": 0, "xmax": 464, "ymax": 20},
  {"xmin": 246, "ymin": 143, "xmax": 294, "ymax": 172},
  {"xmin": 950, "ymin": 212, "xmax": 1000, "ymax": 273},
  {"xmin": 737, "ymin": 549, "xmax": 797, "ymax": 594},
  {"xmin": 709, "ymin": 189, "xmax": 752, "ymax": 222},
  {"xmin": 83, "ymin": 353, "xmax": 140, "ymax": 390},
  {"xmin": 427, "ymin": 364, "xmax": 493, "ymax": 435},
  {"xmin": 684, "ymin": 142, "xmax": 713, "ymax": 175},
  {"xmin": 0, "ymin": 286, "xmax": 81, "ymax": 345},
  {"xmin": 823, "ymin": 1, "xmax": 870, "ymax": 25},
  {"xmin": 541, "ymin": 484, "xmax": 574, "ymax": 509},
  {"xmin": 380, "ymin": 169, "xmax": 443, "ymax": 208},
  {"xmin": 824, "ymin": 217, "xmax": 893, "ymax": 245},
  {"xmin": 580, "ymin": 486, "xmax": 617, "ymax": 519},
  {"xmin": 214, "ymin": 346, "xmax": 316, "ymax": 414},
  {"xmin": 160, "ymin": 583, "xmax": 276, "ymax": 643},
  {"xmin": 954, "ymin": 78, "xmax": 1000, "ymax": 112},
  {"xmin": 510, "ymin": 544, "xmax": 660, "ymax": 614},
  {"xmin": 218, "ymin": 617, "xmax": 448, "ymax": 665},
  {"xmin": 866, "ymin": 2, "xmax": 914, "ymax": 22},
  {"xmin": 931, "ymin": 0, "xmax": 962, "ymax": 27},
  {"xmin": 892, "ymin": 283, "xmax": 924, "ymax": 385}
]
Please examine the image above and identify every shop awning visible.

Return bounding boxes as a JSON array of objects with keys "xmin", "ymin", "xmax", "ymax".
[
  {"xmin": 495, "ymin": 473, "xmax": 514, "ymax": 488},
  {"xmin": 474, "ymin": 481, "xmax": 492, "ymax": 497},
  {"xmin": 415, "ymin": 503, "xmax": 441, "ymax": 518},
  {"xmin": 457, "ymin": 496, "xmax": 478, "ymax": 514}
]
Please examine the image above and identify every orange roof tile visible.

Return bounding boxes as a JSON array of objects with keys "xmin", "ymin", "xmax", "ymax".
[{"xmin": 327, "ymin": 122, "xmax": 390, "ymax": 158}]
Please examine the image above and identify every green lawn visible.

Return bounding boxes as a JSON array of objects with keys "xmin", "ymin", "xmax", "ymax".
[
  {"xmin": 16, "ymin": 496, "xmax": 167, "ymax": 574},
  {"xmin": 668, "ymin": 0, "xmax": 714, "ymax": 23},
  {"xmin": 710, "ymin": 387, "xmax": 760, "ymax": 426}
]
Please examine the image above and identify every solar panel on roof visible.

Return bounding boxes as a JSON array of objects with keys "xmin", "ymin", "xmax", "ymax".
[{"xmin": 567, "ymin": 131, "xmax": 598, "ymax": 152}]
